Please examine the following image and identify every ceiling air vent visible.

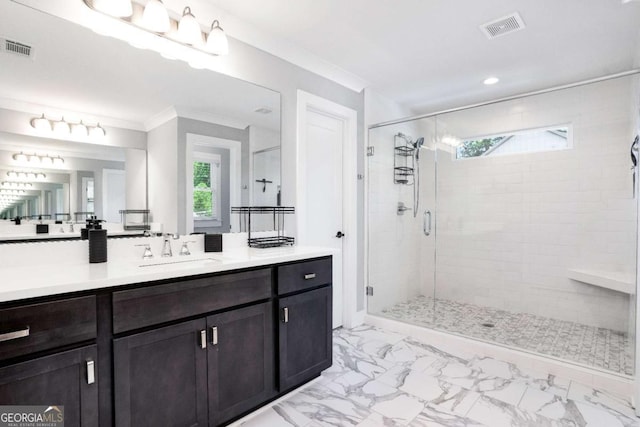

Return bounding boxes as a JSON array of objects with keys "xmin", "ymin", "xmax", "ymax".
[
  {"xmin": 480, "ymin": 13, "xmax": 525, "ymax": 39},
  {"xmin": 1, "ymin": 37, "xmax": 34, "ymax": 58}
]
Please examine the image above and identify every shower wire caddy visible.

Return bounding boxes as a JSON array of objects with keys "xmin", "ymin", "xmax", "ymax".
[
  {"xmin": 394, "ymin": 134, "xmax": 415, "ymax": 185},
  {"xmin": 119, "ymin": 209, "xmax": 150, "ymax": 231},
  {"xmin": 231, "ymin": 206, "xmax": 295, "ymax": 248}
]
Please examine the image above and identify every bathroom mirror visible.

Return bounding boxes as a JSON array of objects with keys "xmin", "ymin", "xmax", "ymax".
[{"xmin": 0, "ymin": 1, "xmax": 281, "ymax": 237}]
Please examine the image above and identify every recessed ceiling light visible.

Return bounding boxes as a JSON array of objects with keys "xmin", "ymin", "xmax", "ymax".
[{"xmin": 483, "ymin": 77, "xmax": 500, "ymax": 85}]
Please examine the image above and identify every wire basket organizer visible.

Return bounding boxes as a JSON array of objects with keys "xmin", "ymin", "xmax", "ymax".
[
  {"xmin": 231, "ymin": 206, "xmax": 295, "ymax": 248},
  {"xmin": 119, "ymin": 209, "xmax": 150, "ymax": 231},
  {"xmin": 394, "ymin": 134, "xmax": 415, "ymax": 184}
]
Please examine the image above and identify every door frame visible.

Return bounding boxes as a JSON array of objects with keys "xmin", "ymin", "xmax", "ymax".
[{"xmin": 296, "ymin": 90, "xmax": 358, "ymax": 329}]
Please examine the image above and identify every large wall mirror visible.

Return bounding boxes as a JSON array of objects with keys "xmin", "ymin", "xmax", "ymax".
[{"xmin": 0, "ymin": 1, "xmax": 281, "ymax": 238}]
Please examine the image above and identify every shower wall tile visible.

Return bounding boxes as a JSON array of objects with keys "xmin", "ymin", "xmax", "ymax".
[{"xmin": 433, "ymin": 76, "xmax": 638, "ymax": 332}]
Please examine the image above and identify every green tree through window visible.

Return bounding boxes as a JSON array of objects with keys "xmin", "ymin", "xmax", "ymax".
[{"xmin": 193, "ymin": 161, "xmax": 213, "ymax": 217}]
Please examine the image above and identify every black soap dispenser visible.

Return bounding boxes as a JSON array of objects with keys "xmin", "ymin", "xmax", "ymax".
[{"xmin": 87, "ymin": 216, "xmax": 107, "ymax": 263}]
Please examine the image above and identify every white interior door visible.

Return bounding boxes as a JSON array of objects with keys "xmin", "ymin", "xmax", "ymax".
[{"xmin": 303, "ymin": 109, "xmax": 344, "ymax": 328}]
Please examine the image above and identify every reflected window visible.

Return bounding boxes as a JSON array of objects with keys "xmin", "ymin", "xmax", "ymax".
[
  {"xmin": 193, "ymin": 157, "xmax": 221, "ymax": 221},
  {"xmin": 455, "ymin": 125, "xmax": 571, "ymax": 159}
]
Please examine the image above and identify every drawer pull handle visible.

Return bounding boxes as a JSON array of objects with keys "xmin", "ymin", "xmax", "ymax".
[
  {"xmin": 86, "ymin": 360, "xmax": 95, "ymax": 385},
  {"xmin": 200, "ymin": 330, "xmax": 207, "ymax": 349},
  {"xmin": 304, "ymin": 273, "xmax": 316, "ymax": 280},
  {"xmin": 211, "ymin": 327, "xmax": 218, "ymax": 345},
  {"xmin": 282, "ymin": 307, "xmax": 289, "ymax": 323},
  {"xmin": 0, "ymin": 326, "xmax": 29, "ymax": 342}
]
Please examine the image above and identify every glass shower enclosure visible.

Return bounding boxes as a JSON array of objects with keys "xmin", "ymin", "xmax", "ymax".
[{"xmin": 367, "ymin": 74, "xmax": 639, "ymax": 377}]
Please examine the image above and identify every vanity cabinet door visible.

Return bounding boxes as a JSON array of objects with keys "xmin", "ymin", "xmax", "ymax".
[
  {"xmin": 207, "ymin": 301, "xmax": 275, "ymax": 426},
  {"xmin": 113, "ymin": 319, "xmax": 208, "ymax": 427},
  {"xmin": 0, "ymin": 345, "xmax": 99, "ymax": 427},
  {"xmin": 278, "ymin": 286, "xmax": 332, "ymax": 391}
]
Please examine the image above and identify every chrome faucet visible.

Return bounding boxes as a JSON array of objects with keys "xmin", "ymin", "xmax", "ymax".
[
  {"xmin": 161, "ymin": 234, "xmax": 179, "ymax": 257},
  {"xmin": 136, "ymin": 244, "xmax": 154, "ymax": 260},
  {"xmin": 179, "ymin": 241, "xmax": 196, "ymax": 256}
]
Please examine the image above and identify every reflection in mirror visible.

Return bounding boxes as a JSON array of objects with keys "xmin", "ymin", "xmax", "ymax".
[{"xmin": 0, "ymin": 1, "xmax": 281, "ymax": 239}]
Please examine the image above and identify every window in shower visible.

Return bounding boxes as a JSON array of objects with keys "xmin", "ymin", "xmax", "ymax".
[{"xmin": 455, "ymin": 124, "xmax": 571, "ymax": 159}]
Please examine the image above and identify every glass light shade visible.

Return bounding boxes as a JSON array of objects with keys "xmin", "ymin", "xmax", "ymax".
[
  {"xmin": 40, "ymin": 156, "xmax": 53, "ymax": 166},
  {"xmin": 72, "ymin": 121, "xmax": 88, "ymax": 137},
  {"xmin": 92, "ymin": 0, "xmax": 133, "ymax": 18},
  {"xmin": 31, "ymin": 114, "xmax": 51, "ymax": 132},
  {"xmin": 177, "ymin": 7, "xmax": 203, "ymax": 45},
  {"xmin": 12, "ymin": 152, "xmax": 27, "ymax": 162},
  {"xmin": 36, "ymin": 173, "xmax": 46, "ymax": 180},
  {"xmin": 53, "ymin": 156, "xmax": 65, "ymax": 166},
  {"xmin": 141, "ymin": 0, "xmax": 170, "ymax": 33},
  {"xmin": 205, "ymin": 20, "xmax": 228, "ymax": 55},
  {"xmin": 89, "ymin": 124, "xmax": 106, "ymax": 139},
  {"xmin": 26, "ymin": 173, "xmax": 36, "ymax": 180},
  {"xmin": 28, "ymin": 154, "xmax": 40, "ymax": 164},
  {"xmin": 53, "ymin": 119, "xmax": 70, "ymax": 136},
  {"xmin": 6, "ymin": 171, "xmax": 17, "ymax": 179}
]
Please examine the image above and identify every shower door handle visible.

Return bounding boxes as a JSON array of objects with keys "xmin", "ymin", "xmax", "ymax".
[{"xmin": 423, "ymin": 210, "xmax": 431, "ymax": 236}]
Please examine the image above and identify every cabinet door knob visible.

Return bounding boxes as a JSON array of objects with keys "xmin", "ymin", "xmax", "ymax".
[
  {"xmin": 200, "ymin": 330, "xmax": 207, "ymax": 349},
  {"xmin": 86, "ymin": 359, "xmax": 95, "ymax": 385},
  {"xmin": 282, "ymin": 307, "xmax": 289, "ymax": 323},
  {"xmin": 211, "ymin": 327, "xmax": 218, "ymax": 345}
]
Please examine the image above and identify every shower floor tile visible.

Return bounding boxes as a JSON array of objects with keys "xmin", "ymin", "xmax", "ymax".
[{"xmin": 379, "ymin": 296, "xmax": 634, "ymax": 376}]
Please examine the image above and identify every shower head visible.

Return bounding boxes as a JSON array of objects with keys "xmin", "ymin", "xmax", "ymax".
[{"xmin": 413, "ymin": 137, "xmax": 425, "ymax": 149}]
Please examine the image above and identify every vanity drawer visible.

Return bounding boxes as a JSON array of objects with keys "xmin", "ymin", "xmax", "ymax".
[
  {"xmin": 277, "ymin": 257, "xmax": 332, "ymax": 295},
  {"xmin": 112, "ymin": 268, "xmax": 272, "ymax": 334},
  {"xmin": 0, "ymin": 296, "xmax": 97, "ymax": 362}
]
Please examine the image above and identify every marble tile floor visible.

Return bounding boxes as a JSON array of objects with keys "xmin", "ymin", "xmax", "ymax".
[
  {"xmin": 239, "ymin": 325, "xmax": 638, "ymax": 427},
  {"xmin": 379, "ymin": 295, "xmax": 633, "ymax": 376}
]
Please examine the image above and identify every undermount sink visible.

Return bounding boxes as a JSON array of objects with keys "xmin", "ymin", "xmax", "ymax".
[{"xmin": 139, "ymin": 257, "xmax": 221, "ymax": 268}]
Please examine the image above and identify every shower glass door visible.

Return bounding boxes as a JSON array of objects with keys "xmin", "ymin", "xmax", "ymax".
[
  {"xmin": 366, "ymin": 74, "xmax": 638, "ymax": 377},
  {"xmin": 367, "ymin": 117, "xmax": 437, "ymax": 325}
]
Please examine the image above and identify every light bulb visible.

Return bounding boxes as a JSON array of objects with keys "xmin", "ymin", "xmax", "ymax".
[
  {"xmin": 141, "ymin": 0, "xmax": 170, "ymax": 33},
  {"xmin": 92, "ymin": 0, "xmax": 133, "ymax": 18},
  {"xmin": 31, "ymin": 114, "xmax": 51, "ymax": 132},
  {"xmin": 12, "ymin": 152, "xmax": 27, "ymax": 162},
  {"xmin": 72, "ymin": 121, "xmax": 88, "ymax": 137},
  {"xmin": 89, "ymin": 124, "xmax": 106, "ymax": 139},
  {"xmin": 205, "ymin": 20, "xmax": 228, "ymax": 55},
  {"xmin": 53, "ymin": 118, "xmax": 70, "ymax": 136},
  {"xmin": 177, "ymin": 7, "xmax": 203, "ymax": 46}
]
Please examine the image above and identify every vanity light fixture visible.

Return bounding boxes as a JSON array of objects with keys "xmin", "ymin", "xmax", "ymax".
[
  {"xmin": 141, "ymin": 0, "xmax": 170, "ymax": 33},
  {"xmin": 83, "ymin": 1, "xmax": 229, "ymax": 68},
  {"xmin": 13, "ymin": 152, "xmax": 65, "ymax": 166},
  {"xmin": 6, "ymin": 171, "xmax": 46, "ymax": 181},
  {"xmin": 91, "ymin": 0, "xmax": 133, "ymax": 17},
  {"xmin": 31, "ymin": 114, "xmax": 107, "ymax": 139},
  {"xmin": 205, "ymin": 20, "xmax": 228, "ymax": 55},
  {"xmin": 0, "ymin": 189, "xmax": 26, "ymax": 195},
  {"xmin": 1, "ymin": 182, "xmax": 33, "ymax": 189}
]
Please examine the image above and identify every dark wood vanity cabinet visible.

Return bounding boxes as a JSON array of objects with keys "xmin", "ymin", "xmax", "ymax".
[
  {"xmin": 0, "ymin": 345, "xmax": 99, "ymax": 427},
  {"xmin": 0, "ymin": 255, "xmax": 332, "ymax": 427},
  {"xmin": 276, "ymin": 257, "xmax": 333, "ymax": 391}
]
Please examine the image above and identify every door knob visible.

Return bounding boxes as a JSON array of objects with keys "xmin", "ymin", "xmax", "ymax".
[{"xmin": 335, "ymin": 231, "xmax": 345, "ymax": 238}]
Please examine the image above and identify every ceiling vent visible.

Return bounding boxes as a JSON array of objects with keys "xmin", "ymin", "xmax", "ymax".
[
  {"xmin": 0, "ymin": 37, "xmax": 34, "ymax": 58},
  {"xmin": 480, "ymin": 13, "xmax": 525, "ymax": 39}
]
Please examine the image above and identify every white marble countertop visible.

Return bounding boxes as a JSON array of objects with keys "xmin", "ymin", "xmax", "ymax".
[{"xmin": 0, "ymin": 246, "xmax": 335, "ymax": 303}]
